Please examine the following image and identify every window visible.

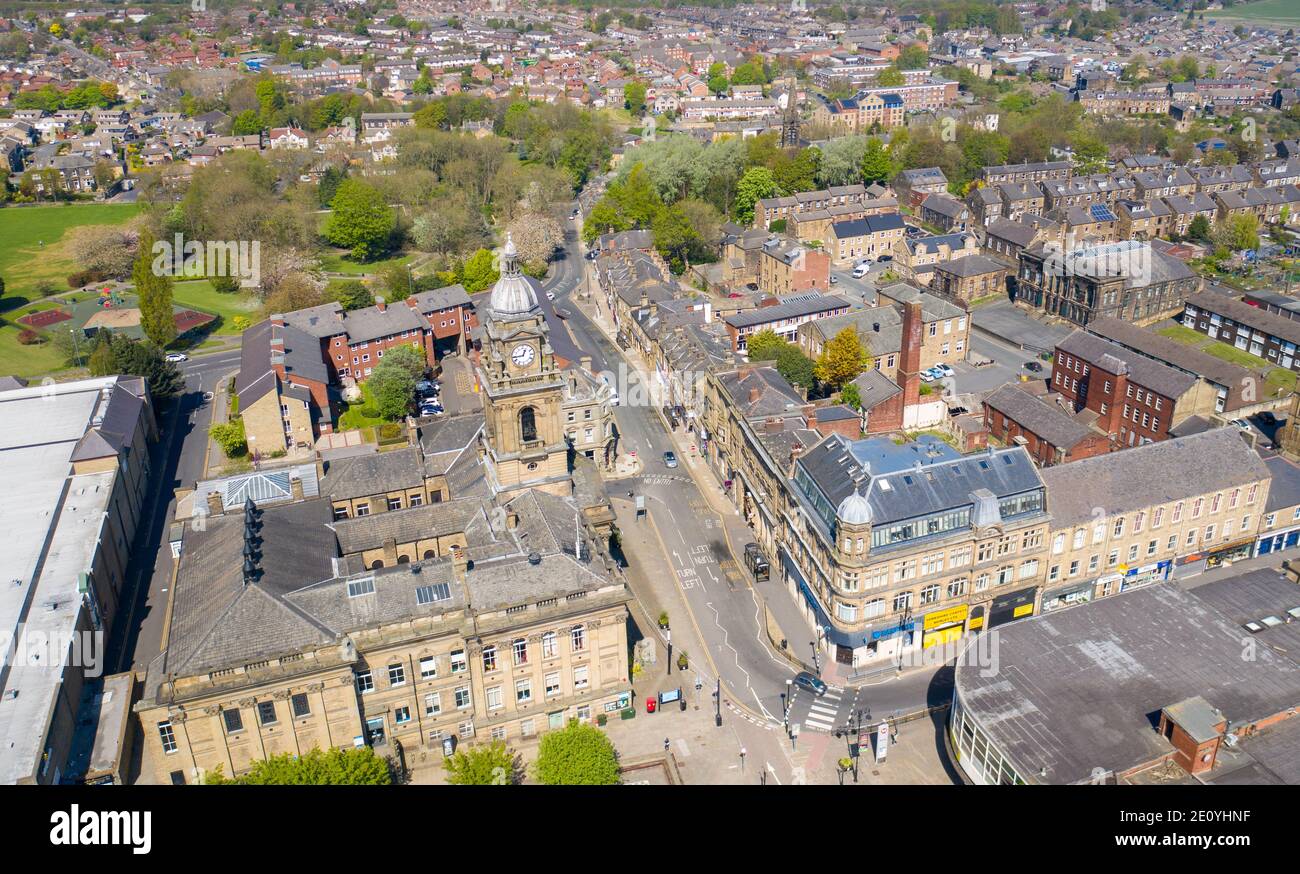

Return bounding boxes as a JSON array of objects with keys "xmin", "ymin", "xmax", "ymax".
[
  {"xmin": 416, "ymin": 583, "xmax": 452, "ymax": 605},
  {"xmin": 387, "ymin": 496, "xmax": 403, "ymax": 511},
  {"xmin": 948, "ymin": 578, "xmax": 967, "ymax": 598},
  {"xmin": 491, "ymin": 725, "xmax": 507, "ymax": 742},
  {"xmin": 1240, "ymin": 515, "xmax": 1251, "ymax": 532},
  {"xmin": 949, "ymin": 546, "xmax": 972, "ymax": 567},
  {"xmin": 486, "ymin": 686, "xmax": 503, "ymax": 710},
  {"xmin": 450, "ymin": 649, "xmax": 467, "ymax": 673},
  {"xmin": 257, "ymin": 701, "xmax": 277, "ymax": 726},
  {"xmin": 545, "ymin": 672, "xmax": 562, "ymax": 698},
  {"xmin": 223, "ymin": 709, "xmax": 244, "ymax": 734},
  {"xmin": 1073, "ymin": 528, "xmax": 1085, "ymax": 549},
  {"xmin": 1211, "ymin": 493, "xmax": 1222, "ymax": 514},
  {"xmin": 921, "ymin": 553, "xmax": 944, "ymax": 575},
  {"xmin": 1186, "ymin": 529, "xmax": 1197, "ymax": 547},
  {"xmin": 291, "ymin": 693, "xmax": 311, "ymax": 718},
  {"xmin": 836, "ymin": 601, "xmax": 857, "ymax": 622},
  {"xmin": 158, "ymin": 721, "xmax": 177, "ymax": 754},
  {"xmin": 424, "ymin": 692, "xmax": 442, "ymax": 716},
  {"xmin": 919, "ymin": 584, "xmax": 940, "ymax": 605},
  {"xmin": 420, "ymin": 656, "xmax": 437, "ymax": 679},
  {"xmin": 893, "ymin": 591, "xmax": 913, "ymax": 612},
  {"xmin": 573, "ymin": 665, "xmax": 589, "ymax": 690},
  {"xmin": 1205, "ymin": 524, "xmax": 1216, "ymax": 541},
  {"xmin": 1127, "ymin": 544, "xmax": 1139, "ymax": 562},
  {"xmin": 356, "ymin": 670, "xmax": 374, "ymax": 694},
  {"xmin": 458, "ymin": 721, "xmax": 475, "ymax": 739},
  {"xmin": 541, "ymin": 632, "xmax": 559, "ymax": 659},
  {"xmin": 347, "ymin": 577, "xmax": 375, "ymax": 598},
  {"xmin": 1152, "ymin": 507, "xmax": 1164, "ymax": 528},
  {"xmin": 1018, "ymin": 559, "xmax": 1039, "ymax": 579},
  {"xmin": 1068, "ymin": 559, "xmax": 1079, "ymax": 577},
  {"xmin": 1192, "ymin": 498, "xmax": 1204, "ymax": 519},
  {"xmin": 388, "ymin": 663, "xmax": 406, "ymax": 687},
  {"xmin": 1052, "ymin": 533, "xmax": 1065, "ymax": 555},
  {"xmin": 1172, "ymin": 501, "xmax": 1184, "ymax": 523},
  {"xmin": 1112, "ymin": 517, "xmax": 1125, "ymax": 537},
  {"xmin": 454, "ymin": 686, "xmax": 472, "ymax": 709},
  {"xmin": 570, "ymin": 625, "xmax": 586, "ymax": 652},
  {"xmin": 516, "ymin": 679, "xmax": 532, "ymax": 704},
  {"xmin": 395, "ymin": 706, "xmax": 412, "ymax": 725},
  {"xmin": 1107, "ymin": 550, "xmax": 1119, "ymax": 567},
  {"xmin": 483, "ymin": 646, "xmax": 498, "ymax": 672}
]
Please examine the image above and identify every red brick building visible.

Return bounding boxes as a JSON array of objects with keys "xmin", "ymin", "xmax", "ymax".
[
  {"xmin": 1051, "ymin": 331, "xmax": 1196, "ymax": 447},
  {"xmin": 982, "ymin": 383, "xmax": 1113, "ymax": 465}
]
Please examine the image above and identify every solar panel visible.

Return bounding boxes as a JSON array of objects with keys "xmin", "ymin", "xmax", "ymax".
[{"xmin": 1089, "ymin": 204, "xmax": 1116, "ymax": 222}]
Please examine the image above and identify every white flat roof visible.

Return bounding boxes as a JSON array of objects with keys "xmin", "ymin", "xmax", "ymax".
[{"xmin": 0, "ymin": 378, "xmax": 120, "ymax": 784}]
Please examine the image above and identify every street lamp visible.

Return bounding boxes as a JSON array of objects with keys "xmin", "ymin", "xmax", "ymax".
[
  {"xmin": 783, "ymin": 678, "xmax": 792, "ymax": 717},
  {"xmin": 739, "ymin": 746, "xmax": 746, "ymax": 773}
]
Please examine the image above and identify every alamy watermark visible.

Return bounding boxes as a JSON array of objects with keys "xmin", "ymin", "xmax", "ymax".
[
  {"xmin": 1, "ymin": 625, "xmax": 104, "ymax": 678},
  {"xmin": 151, "ymin": 233, "xmax": 261, "ymax": 289}
]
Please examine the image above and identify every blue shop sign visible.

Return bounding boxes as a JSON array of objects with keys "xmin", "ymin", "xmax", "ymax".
[{"xmin": 870, "ymin": 621, "xmax": 916, "ymax": 641}]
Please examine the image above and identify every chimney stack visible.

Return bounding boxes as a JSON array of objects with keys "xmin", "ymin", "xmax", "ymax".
[
  {"xmin": 900, "ymin": 300, "xmax": 924, "ymax": 410},
  {"xmin": 749, "ymin": 387, "xmax": 762, "ymax": 404},
  {"xmin": 206, "ymin": 490, "xmax": 224, "ymax": 518},
  {"xmin": 375, "ymin": 296, "xmax": 386, "ymax": 312}
]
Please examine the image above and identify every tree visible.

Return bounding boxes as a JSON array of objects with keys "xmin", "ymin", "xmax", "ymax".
[
  {"xmin": 652, "ymin": 203, "xmax": 699, "ymax": 273},
  {"xmin": 746, "ymin": 329, "xmax": 786, "ymax": 363},
  {"xmin": 895, "ymin": 45, "xmax": 930, "ymax": 71},
  {"xmin": 378, "ymin": 344, "xmax": 427, "ymax": 381},
  {"xmin": 860, "ymin": 137, "xmax": 893, "ymax": 185},
  {"xmin": 816, "ymin": 136, "xmax": 867, "ymax": 187},
  {"xmin": 1187, "ymin": 214, "xmax": 1212, "ymax": 242},
  {"xmin": 134, "ymin": 230, "xmax": 176, "ymax": 348},
  {"xmin": 67, "ymin": 224, "xmax": 137, "ymax": 279},
  {"xmin": 734, "ymin": 166, "xmax": 777, "ymax": 225},
  {"xmin": 444, "ymin": 741, "xmax": 522, "ymax": 785},
  {"xmin": 368, "ymin": 355, "xmax": 418, "ymax": 420},
  {"xmin": 624, "ymin": 81, "xmax": 647, "ymax": 116},
  {"xmin": 1216, "ymin": 214, "xmax": 1259, "ymax": 252},
  {"xmin": 324, "ymin": 178, "xmax": 396, "ymax": 261},
  {"xmin": 534, "ymin": 720, "xmax": 619, "ymax": 785},
  {"xmin": 815, "ymin": 327, "xmax": 870, "ymax": 389},
  {"xmin": 335, "ymin": 280, "xmax": 374, "ymax": 311},
  {"xmin": 507, "ymin": 211, "xmax": 564, "ymax": 268},
  {"xmin": 708, "ymin": 73, "xmax": 730, "ymax": 95},
  {"xmin": 876, "ymin": 66, "xmax": 906, "ymax": 87},
  {"xmin": 209, "ymin": 418, "xmax": 247, "ymax": 457},
  {"xmin": 204, "ymin": 747, "xmax": 392, "ymax": 785},
  {"xmin": 87, "ymin": 332, "xmax": 116, "ymax": 376},
  {"xmin": 840, "ymin": 382, "xmax": 862, "ymax": 411},
  {"xmin": 460, "ymin": 248, "xmax": 499, "ymax": 293},
  {"xmin": 99, "ymin": 334, "xmax": 184, "ymax": 399}
]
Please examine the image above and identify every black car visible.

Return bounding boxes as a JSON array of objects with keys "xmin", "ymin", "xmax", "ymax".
[
  {"xmin": 1024, "ymin": 361, "xmax": 1043, "ymax": 373},
  {"xmin": 793, "ymin": 671, "xmax": 828, "ymax": 697}
]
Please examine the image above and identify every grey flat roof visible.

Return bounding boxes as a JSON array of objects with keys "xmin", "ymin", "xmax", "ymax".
[{"xmin": 955, "ymin": 570, "xmax": 1300, "ymax": 784}]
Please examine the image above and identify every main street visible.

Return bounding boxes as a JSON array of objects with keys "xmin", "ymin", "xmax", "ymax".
[{"xmin": 547, "ymin": 214, "xmax": 953, "ymax": 731}]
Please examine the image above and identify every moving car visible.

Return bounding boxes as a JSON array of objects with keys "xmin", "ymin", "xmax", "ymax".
[
  {"xmin": 165, "ymin": 352, "xmax": 188, "ymax": 363},
  {"xmin": 851, "ymin": 263, "xmax": 870, "ymax": 278},
  {"xmin": 793, "ymin": 671, "xmax": 828, "ymax": 697},
  {"xmin": 663, "ymin": 451, "xmax": 678, "ymax": 468},
  {"xmin": 546, "ymin": 291, "xmax": 556, "ymax": 301}
]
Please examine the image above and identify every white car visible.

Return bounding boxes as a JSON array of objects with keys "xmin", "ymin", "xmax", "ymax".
[
  {"xmin": 851, "ymin": 264, "xmax": 870, "ymax": 278},
  {"xmin": 165, "ymin": 352, "xmax": 188, "ymax": 363},
  {"xmin": 546, "ymin": 291, "xmax": 556, "ymax": 301},
  {"xmin": 935, "ymin": 364, "xmax": 955, "ymax": 378}
]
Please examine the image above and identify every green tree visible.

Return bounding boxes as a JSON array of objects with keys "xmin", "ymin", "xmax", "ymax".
[
  {"xmin": 325, "ymin": 179, "xmax": 396, "ymax": 261},
  {"xmin": 87, "ymin": 332, "xmax": 116, "ymax": 376},
  {"xmin": 368, "ymin": 356, "xmax": 418, "ymax": 420},
  {"xmin": 860, "ymin": 137, "xmax": 893, "ymax": 185},
  {"xmin": 840, "ymin": 382, "xmax": 862, "ymax": 411},
  {"xmin": 209, "ymin": 418, "xmax": 247, "ymax": 457},
  {"xmin": 1187, "ymin": 213, "xmax": 1212, "ymax": 242},
  {"xmin": 652, "ymin": 203, "xmax": 700, "ymax": 274},
  {"xmin": 460, "ymin": 248, "xmax": 499, "ymax": 293},
  {"xmin": 814, "ymin": 327, "xmax": 870, "ymax": 389},
  {"xmin": 876, "ymin": 66, "xmax": 906, "ymax": 87},
  {"xmin": 204, "ymin": 747, "xmax": 392, "ymax": 784},
  {"xmin": 335, "ymin": 280, "xmax": 374, "ymax": 311},
  {"xmin": 895, "ymin": 45, "xmax": 930, "ymax": 71},
  {"xmin": 534, "ymin": 720, "xmax": 619, "ymax": 785},
  {"xmin": 735, "ymin": 166, "xmax": 777, "ymax": 225},
  {"xmin": 445, "ymin": 741, "xmax": 522, "ymax": 785},
  {"xmin": 624, "ymin": 81, "xmax": 647, "ymax": 116},
  {"xmin": 231, "ymin": 109, "xmax": 261, "ymax": 136},
  {"xmin": 134, "ymin": 230, "xmax": 176, "ymax": 348},
  {"xmin": 708, "ymin": 73, "xmax": 730, "ymax": 95}
]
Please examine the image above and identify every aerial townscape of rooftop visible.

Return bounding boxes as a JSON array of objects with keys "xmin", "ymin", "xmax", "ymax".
[{"xmin": 1, "ymin": 0, "xmax": 1300, "ymax": 846}]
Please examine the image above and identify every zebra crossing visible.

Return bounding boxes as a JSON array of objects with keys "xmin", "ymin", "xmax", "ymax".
[{"xmin": 787, "ymin": 683, "xmax": 860, "ymax": 734}]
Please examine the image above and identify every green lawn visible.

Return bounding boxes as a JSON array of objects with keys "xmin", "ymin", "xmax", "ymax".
[
  {"xmin": 171, "ymin": 279, "xmax": 260, "ymax": 335},
  {"xmin": 0, "ymin": 322, "xmax": 68, "ymax": 377},
  {"xmin": 318, "ymin": 248, "xmax": 412, "ymax": 276},
  {"xmin": 0, "ymin": 203, "xmax": 142, "ymax": 310},
  {"xmin": 337, "ymin": 383, "xmax": 391, "ymax": 430},
  {"xmin": 1211, "ymin": 0, "xmax": 1300, "ymax": 25},
  {"xmin": 1157, "ymin": 323, "xmax": 1297, "ymax": 395}
]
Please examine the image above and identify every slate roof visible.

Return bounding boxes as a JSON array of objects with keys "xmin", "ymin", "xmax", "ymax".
[
  {"xmin": 342, "ymin": 302, "xmax": 426, "ymax": 344},
  {"xmin": 1263, "ymin": 455, "xmax": 1300, "ymax": 514},
  {"xmin": 321, "ymin": 446, "xmax": 426, "ymax": 500},
  {"xmin": 849, "ymin": 367, "xmax": 900, "ymax": 410},
  {"xmin": 725, "ymin": 295, "xmax": 849, "ymax": 329},
  {"xmin": 934, "ymin": 253, "xmax": 1006, "ymax": 278},
  {"xmin": 983, "ymin": 383, "xmax": 1095, "ymax": 450},
  {"xmin": 1184, "ymin": 291, "xmax": 1300, "ymax": 347},
  {"xmin": 1056, "ymin": 330, "xmax": 1197, "ymax": 400},
  {"xmin": 1039, "ymin": 427, "xmax": 1268, "ymax": 528},
  {"xmin": 1084, "ymin": 316, "xmax": 1252, "ymax": 393},
  {"xmin": 410, "ymin": 283, "xmax": 471, "ymax": 313},
  {"xmin": 954, "ymin": 570, "xmax": 1300, "ymax": 784},
  {"xmin": 332, "ymin": 498, "xmax": 486, "ymax": 555},
  {"xmin": 717, "ymin": 366, "xmax": 805, "ymax": 419}
]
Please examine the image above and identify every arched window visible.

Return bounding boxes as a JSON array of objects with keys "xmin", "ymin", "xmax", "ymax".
[
  {"xmin": 519, "ymin": 406, "xmax": 537, "ymax": 443},
  {"xmin": 397, "ymin": 555, "xmax": 410, "ymax": 565},
  {"xmin": 423, "ymin": 550, "xmax": 436, "ymax": 560},
  {"xmin": 370, "ymin": 559, "xmax": 385, "ymax": 570}
]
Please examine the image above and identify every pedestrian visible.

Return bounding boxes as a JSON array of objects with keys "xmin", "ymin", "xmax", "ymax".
[
  {"xmin": 628, "ymin": 490, "xmax": 634, "ymax": 499},
  {"xmin": 664, "ymin": 737, "xmax": 670, "ymax": 752}
]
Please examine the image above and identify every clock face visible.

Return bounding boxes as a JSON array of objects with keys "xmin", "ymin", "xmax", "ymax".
[{"xmin": 511, "ymin": 344, "xmax": 535, "ymax": 367}]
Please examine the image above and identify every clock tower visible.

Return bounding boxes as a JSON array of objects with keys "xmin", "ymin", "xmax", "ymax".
[{"xmin": 477, "ymin": 233, "xmax": 570, "ymax": 497}]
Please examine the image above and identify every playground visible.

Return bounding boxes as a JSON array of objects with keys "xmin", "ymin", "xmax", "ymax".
[{"xmin": 15, "ymin": 284, "xmax": 215, "ymax": 342}]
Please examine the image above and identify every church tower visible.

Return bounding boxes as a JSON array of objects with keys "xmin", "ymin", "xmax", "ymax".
[{"xmin": 478, "ymin": 233, "xmax": 571, "ymax": 497}]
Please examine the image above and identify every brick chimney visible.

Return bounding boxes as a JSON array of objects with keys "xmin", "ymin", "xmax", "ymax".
[
  {"xmin": 205, "ymin": 490, "xmax": 224, "ymax": 518},
  {"xmin": 749, "ymin": 387, "xmax": 762, "ymax": 404},
  {"xmin": 900, "ymin": 300, "xmax": 924, "ymax": 409},
  {"xmin": 375, "ymin": 296, "xmax": 386, "ymax": 312}
]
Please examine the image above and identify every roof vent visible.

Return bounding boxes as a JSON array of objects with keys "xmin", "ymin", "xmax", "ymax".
[{"xmin": 528, "ymin": 552, "xmax": 542, "ymax": 565}]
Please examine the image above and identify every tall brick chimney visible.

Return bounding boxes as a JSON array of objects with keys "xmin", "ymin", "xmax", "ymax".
[
  {"xmin": 900, "ymin": 300, "xmax": 924, "ymax": 410},
  {"xmin": 375, "ymin": 296, "xmax": 386, "ymax": 312}
]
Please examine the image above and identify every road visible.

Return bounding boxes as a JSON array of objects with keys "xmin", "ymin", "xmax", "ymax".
[
  {"xmin": 546, "ymin": 212, "xmax": 950, "ymax": 728},
  {"xmin": 108, "ymin": 348, "xmax": 240, "ymax": 674}
]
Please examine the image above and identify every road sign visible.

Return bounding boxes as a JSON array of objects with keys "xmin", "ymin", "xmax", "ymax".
[{"xmin": 875, "ymin": 720, "xmax": 889, "ymax": 763}]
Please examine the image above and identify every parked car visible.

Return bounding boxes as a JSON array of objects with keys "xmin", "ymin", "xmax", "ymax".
[
  {"xmin": 415, "ymin": 379, "xmax": 438, "ymax": 396},
  {"xmin": 165, "ymin": 352, "xmax": 188, "ymax": 363},
  {"xmin": 1231, "ymin": 419, "xmax": 1252, "ymax": 432},
  {"xmin": 663, "ymin": 451, "xmax": 678, "ymax": 468},
  {"xmin": 829, "ymin": 275, "xmax": 838, "ymax": 284},
  {"xmin": 922, "ymin": 367, "xmax": 944, "ymax": 382},
  {"xmin": 876, "ymin": 254, "xmax": 892, "ymax": 264},
  {"xmin": 545, "ymin": 291, "xmax": 556, "ymax": 301},
  {"xmin": 851, "ymin": 263, "xmax": 870, "ymax": 278},
  {"xmin": 793, "ymin": 671, "xmax": 828, "ymax": 697},
  {"xmin": 935, "ymin": 363, "xmax": 955, "ymax": 378},
  {"xmin": 1023, "ymin": 361, "xmax": 1043, "ymax": 373}
]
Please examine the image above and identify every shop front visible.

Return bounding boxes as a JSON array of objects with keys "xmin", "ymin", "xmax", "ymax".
[
  {"xmin": 921, "ymin": 605, "xmax": 969, "ymax": 648},
  {"xmin": 1117, "ymin": 559, "xmax": 1171, "ymax": 592},
  {"xmin": 1256, "ymin": 526, "xmax": 1300, "ymax": 558},
  {"xmin": 988, "ymin": 587, "xmax": 1037, "ymax": 629},
  {"xmin": 1039, "ymin": 580, "xmax": 1095, "ymax": 614},
  {"xmin": 1189, "ymin": 537, "xmax": 1256, "ymax": 570}
]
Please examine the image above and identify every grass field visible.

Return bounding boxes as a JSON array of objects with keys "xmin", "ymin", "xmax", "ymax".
[
  {"xmin": 171, "ymin": 279, "xmax": 260, "ymax": 335},
  {"xmin": 1156, "ymin": 323, "xmax": 1298, "ymax": 394},
  {"xmin": 318, "ymin": 249, "xmax": 412, "ymax": 276},
  {"xmin": 0, "ymin": 203, "xmax": 143, "ymax": 310},
  {"xmin": 1210, "ymin": 0, "xmax": 1300, "ymax": 26}
]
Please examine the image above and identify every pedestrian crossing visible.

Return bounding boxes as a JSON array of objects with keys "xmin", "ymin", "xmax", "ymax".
[{"xmin": 786, "ymin": 683, "xmax": 860, "ymax": 734}]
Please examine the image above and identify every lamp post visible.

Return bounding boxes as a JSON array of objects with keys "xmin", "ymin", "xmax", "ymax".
[
  {"xmin": 713, "ymin": 677, "xmax": 722, "ymax": 727},
  {"xmin": 783, "ymin": 678, "xmax": 792, "ymax": 717},
  {"xmin": 810, "ymin": 627, "xmax": 822, "ymax": 677}
]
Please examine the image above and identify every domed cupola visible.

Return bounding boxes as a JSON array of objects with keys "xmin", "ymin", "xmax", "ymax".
[
  {"xmin": 488, "ymin": 232, "xmax": 539, "ymax": 317},
  {"xmin": 837, "ymin": 488, "xmax": 872, "ymax": 526}
]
